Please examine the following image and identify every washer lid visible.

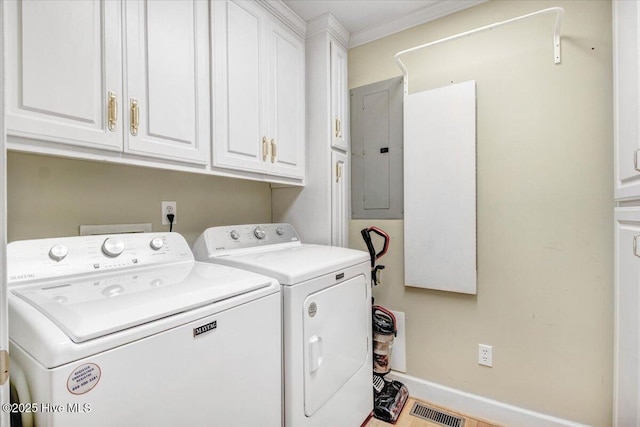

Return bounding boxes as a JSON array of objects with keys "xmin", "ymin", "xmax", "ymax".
[
  {"xmin": 212, "ymin": 244, "xmax": 369, "ymax": 285},
  {"xmin": 11, "ymin": 261, "xmax": 274, "ymax": 343}
]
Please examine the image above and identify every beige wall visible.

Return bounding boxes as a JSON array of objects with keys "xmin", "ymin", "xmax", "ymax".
[
  {"xmin": 349, "ymin": 1, "xmax": 613, "ymax": 426},
  {"xmin": 7, "ymin": 152, "xmax": 272, "ymax": 245}
]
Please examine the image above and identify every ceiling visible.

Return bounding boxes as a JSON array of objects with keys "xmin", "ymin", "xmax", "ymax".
[{"xmin": 283, "ymin": 0, "xmax": 487, "ymax": 47}]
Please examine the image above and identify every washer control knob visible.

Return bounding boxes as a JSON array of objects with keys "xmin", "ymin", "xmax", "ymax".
[
  {"xmin": 276, "ymin": 227, "xmax": 284, "ymax": 236},
  {"xmin": 230, "ymin": 229, "xmax": 240, "ymax": 240},
  {"xmin": 102, "ymin": 238, "xmax": 125, "ymax": 257},
  {"xmin": 253, "ymin": 226, "xmax": 266, "ymax": 240},
  {"xmin": 48, "ymin": 244, "xmax": 68, "ymax": 262},
  {"xmin": 150, "ymin": 237, "xmax": 164, "ymax": 250}
]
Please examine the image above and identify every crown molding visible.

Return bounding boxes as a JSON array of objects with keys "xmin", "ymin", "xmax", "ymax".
[
  {"xmin": 306, "ymin": 13, "xmax": 350, "ymax": 48},
  {"xmin": 349, "ymin": 0, "xmax": 488, "ymax": 48},
  {"xmin": 258, "ymin": 0, "xmax": 307, "ymax": 39}
]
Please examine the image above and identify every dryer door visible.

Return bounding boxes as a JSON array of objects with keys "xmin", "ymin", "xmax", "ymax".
[{"xmin": 303, "ymin": 273, "xmax": 369, "ymax": 416}]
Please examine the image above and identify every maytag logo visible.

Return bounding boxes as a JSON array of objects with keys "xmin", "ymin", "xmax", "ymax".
[
  {"xmin": 193, "ymin": 320, "xmax": 217, "ymax": 337},
  {"xmin": 9, "ymin": 273, "xmax": 35, "ymax": 281}
]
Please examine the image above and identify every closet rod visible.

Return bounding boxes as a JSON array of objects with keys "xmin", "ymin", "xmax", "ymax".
[{"xmin": 394, "ymin": 7, "xmax": 565, "ymax": 94}]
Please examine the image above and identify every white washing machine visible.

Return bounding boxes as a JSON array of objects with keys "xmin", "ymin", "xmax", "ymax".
[
  {"xmin": 193, "ymin": 223, "xmax": 372, "ymax": 427},
  {"xmin": 8, "ymin": 232, "xmax": 282, "ymax": 427}
]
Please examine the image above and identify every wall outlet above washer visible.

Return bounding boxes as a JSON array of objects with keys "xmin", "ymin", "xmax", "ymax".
[{"xmin": 161, "ymin": 201, "xmax": 177, "ymax": 225}]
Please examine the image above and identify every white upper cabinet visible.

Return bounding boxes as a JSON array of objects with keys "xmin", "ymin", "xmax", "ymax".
[
  {"xmin": 7, "ymin": 0, "xmax": 208, "ymax": 166},
  {"xmin": 124, "ymin": 0, "xmax": 209, "ymax": 164},
  {"xmin": 212, "ymin": 0, "xmax": 266, "ymax": 173},
  {"xmin": 266, "ymin": 20, "xmax": 305, "ymax": 179},
  {"xmin": 6, "ymin": 0, "xmax": 304, "ymax": 182},
  {"xmin": 6, "ymin": 0, "xmax": 123, "ymax": 151},
  {"xmin": 212, "ymin": 0, "xmax": 305, "ymax": 181},
  {"xmin": 614, "ymin": 0, "xmax": 640, "ymax": 200},
  {"xmin": 330, "ymin": 40, "xmax": 348, "ymax": 152}
]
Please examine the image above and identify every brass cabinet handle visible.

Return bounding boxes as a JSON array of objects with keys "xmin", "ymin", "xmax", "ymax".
[
  {"xmin": 262, "ymin": 137, "xmax": 269, "ymax": 161},
  {"xmin": 634, "ymin": 233, "xmax": 640, "ymax": 258},
  {"xmin": 635, "ymin": 149, "xmax": 640, "ymax": 172},
  {"xmin": 108, "ymin": 91, "xmax": 117, "ymax": 132},
  {"xmin": 336, "ymin": 161, "xmax": 342, "ymax": 183},
  {"xmin": 335, "ymin": 117, "xmax": 342, "ymax": 138},
  {"xmin": 130, "ymin": 99, "xmax": 139, "ymax": 136},
  {"xmin": 0, "ymin": 350, "xmax": 8, "ymax": 385},
  {"xmin": 271, "ymin": 139, "xmax": 276, "ymax": 163}
]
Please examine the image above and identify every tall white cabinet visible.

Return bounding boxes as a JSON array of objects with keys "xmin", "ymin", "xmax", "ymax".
[
  {"xmin": 272, "ymin": 14, "xmax": 350, "ymax": 246},
  {"xmin": 615, "ymin": 208, "xmax": 640, "ymax": 425},
  {"xmin": 614, "ymin": 1, "xmax": 640, "ymax": 425}
]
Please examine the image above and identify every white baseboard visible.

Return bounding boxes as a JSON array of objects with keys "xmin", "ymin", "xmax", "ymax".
[{"xmin": 387, "ymin": 372, "xmax": 591, "ymax": 427}]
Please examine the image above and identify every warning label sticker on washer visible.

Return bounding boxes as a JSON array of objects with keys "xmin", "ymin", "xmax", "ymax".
[{"xmin": 67, "ymin": 363, "xmax": 101, "ymax": 395}]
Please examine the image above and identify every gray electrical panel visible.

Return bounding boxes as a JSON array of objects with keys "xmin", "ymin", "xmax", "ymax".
[{"xmin": 350, "ymin": 76, "xmax": 403, "ymax": 219}]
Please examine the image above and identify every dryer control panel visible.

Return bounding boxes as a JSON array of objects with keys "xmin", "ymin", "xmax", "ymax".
[
  {"xmin": 8, "ymin": 232, "xmax": 193, "ymax": 285},
  {"xmin": 194, "ymin": 223, "xmax": 300, "ymax": 257}
]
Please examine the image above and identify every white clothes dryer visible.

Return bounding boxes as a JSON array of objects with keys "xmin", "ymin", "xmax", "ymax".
[
  {"xmin": 193, "ymin": 223, "xmax": 373, "ymax": 427},
  {"xmin": 8, "ymin": 232, "xmax": 282, "ymax": 427}
]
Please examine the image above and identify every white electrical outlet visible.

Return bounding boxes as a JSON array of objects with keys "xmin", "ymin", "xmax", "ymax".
[
  {"xmin": 161, "ymin": 201, "xmax": 177, "ymax": 225},
  {"xmin": 478, "ymin": 344, "xmax": 493, "ymax": 367}
]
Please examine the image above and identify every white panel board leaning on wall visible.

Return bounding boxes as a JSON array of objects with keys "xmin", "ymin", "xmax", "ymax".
[{"xmin": 404, "ymin": 80, "xmax": 476, "ymax": 294}]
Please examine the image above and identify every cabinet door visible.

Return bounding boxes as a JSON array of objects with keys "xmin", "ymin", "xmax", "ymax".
[
  {"xmin": 212, "ymin": 0, "xmax": 268, "ymax": 173},
  {"xmin": 330, "ymin": 39, "xmax": 349, "ymax": 152},
  {"xmin": 615, "ymin": 208, "xmax": 640, "ymax": 425},
  {"xmin": 614, "ymin": 1, "xmax": 640, "ymax": 200},
  {"xmin": 124, "ymin": 0, "xmax": 209, "ymax": 165},
  {"xmin": 266, "ymin": 21, "xmax": 305, "ymax": 179},
  {"xmin": 6, "ymin": 0, "xmax": 122, "ymax": 151},
  {"xmin": 331, "ymin": 150, "xmax": 349, "ymax": 247}
]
